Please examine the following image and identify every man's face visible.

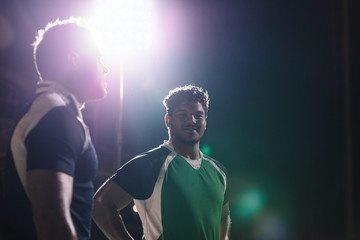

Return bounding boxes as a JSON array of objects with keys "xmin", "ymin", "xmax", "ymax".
[
  {"xmin": 73, "ymin": 44, "xmax": 109, "ymax": 102},
  {"xmin": 166, "ymin": 101, "xmax": 207, "ymax": 145}
]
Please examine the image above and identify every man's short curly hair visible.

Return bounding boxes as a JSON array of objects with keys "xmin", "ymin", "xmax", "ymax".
[
  {"xmin": 163, "ymin": 85, "xmax": 210, "ymax": 117},
  {"xmin": 32, "ymin": 17, "xmax": 97, "ymax": 81}
]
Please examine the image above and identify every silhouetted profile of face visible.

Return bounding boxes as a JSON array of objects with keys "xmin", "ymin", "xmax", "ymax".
[{"xmin": 33, "ymin": 18, "xmax": 110, "ymax": 102}]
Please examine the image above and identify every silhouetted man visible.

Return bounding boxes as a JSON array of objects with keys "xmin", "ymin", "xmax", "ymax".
[{"xmin": 2, "ymin": 17, "xmax": 109, "ymax": 240}]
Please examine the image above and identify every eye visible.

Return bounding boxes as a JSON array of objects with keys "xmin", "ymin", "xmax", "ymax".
[
  {"xmin": 194, "ymin": 114, "xmax": 204, "ymax": 120},
  {"xmin": 177, "ymin": 113, "xmax": 186, "ymax": 118}
]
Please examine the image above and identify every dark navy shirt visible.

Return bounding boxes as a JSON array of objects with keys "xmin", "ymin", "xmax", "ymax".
[{"xmin": 2, "ymin": 82, "xmax": 98, "ymax": 240}]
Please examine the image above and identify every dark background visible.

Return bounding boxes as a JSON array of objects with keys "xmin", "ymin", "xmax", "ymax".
[{"xmin": 0, "ymin": 0, "xmax": 359, "ymax": 239}]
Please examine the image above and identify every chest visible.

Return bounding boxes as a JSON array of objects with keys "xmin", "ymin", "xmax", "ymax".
[
  {"xmin": 161, "ymin": 157, "xmax": 225, "ymax": 210},
  {"xmin": 74, "ymin": 141, "xmax": 98, "ymax": 183}
]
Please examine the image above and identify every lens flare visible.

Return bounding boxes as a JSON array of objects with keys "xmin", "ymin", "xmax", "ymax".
[{"xmin": 89, "ymin": 0, "xmax": 158, "ymax": 60}]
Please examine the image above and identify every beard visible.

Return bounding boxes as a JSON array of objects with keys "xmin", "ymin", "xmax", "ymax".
[
  {"xmin": 178, "ymin": 137, "xmax": 199, "ymax": 146},
  {"xmin": 172, "ymin": 130, "xmax": 203, "ymax": 146}
]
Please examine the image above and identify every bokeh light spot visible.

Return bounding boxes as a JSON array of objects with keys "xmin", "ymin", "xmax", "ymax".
[
  {"xmin": 132, "ymin": 204, "xmax": 138, "ymax": 213},
  {"xmin": 201, "ymin": 144, "xmax": 212, "ymax": 156},
  {"xmin": 236, "ymin": 188, "xmax": 265, "ymax": 221}
]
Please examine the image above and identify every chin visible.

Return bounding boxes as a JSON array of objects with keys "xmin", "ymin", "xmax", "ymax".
[
  {"xmin": 85, "ymin": 89, "xmax": 107, "ymax": 102},
  {"xmin": 179, "ymin": 138, "xmax": 200, "ymax": 146}
]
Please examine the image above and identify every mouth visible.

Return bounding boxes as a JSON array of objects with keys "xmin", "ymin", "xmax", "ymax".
[{"xmin": 183, "ymin": 126, "xmax": 198, "ymax": 132}]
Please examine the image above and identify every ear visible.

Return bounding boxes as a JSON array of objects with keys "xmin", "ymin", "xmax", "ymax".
[
  {"xmin": 67, "ymin": 52, "xmax": 80, "ymax": 69},
  {"xmin": 164, "ymin": 114, "xmax": 171, "ymax": 127}
]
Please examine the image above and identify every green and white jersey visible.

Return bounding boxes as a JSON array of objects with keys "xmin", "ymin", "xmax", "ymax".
[{"xmin": 111, "ymin": 141, "xmax": 229, "ymax": 240}]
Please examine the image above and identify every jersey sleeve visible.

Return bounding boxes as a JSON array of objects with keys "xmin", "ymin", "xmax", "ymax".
[
  {"xmin": 211, "ymin": 158, "xmax": 230, "ymax": 205},
  {"xmin": 110, "ymin": 146, "xmax": 170, "ymax": 200},
  {"xmin": 223, "ymin": 168, "xmax": 230, "ymax": 205},
  {"xmin": 25, "ymin": 106, "xmax": 85, "ymax": 177}
]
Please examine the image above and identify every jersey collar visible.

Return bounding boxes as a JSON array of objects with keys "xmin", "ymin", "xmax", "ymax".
[
  {"xmin": 162, "ymin": 140, "xmax": 203, "ymax": 161},
  {"xmin": 36, "ymin": 80, "xmax": 84, "ymax": 117}
]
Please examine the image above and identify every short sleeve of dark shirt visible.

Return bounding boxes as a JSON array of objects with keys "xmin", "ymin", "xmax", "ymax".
[
  {"xmin": 110, "ymin": 146, "xmax": 171, "ymax": 200},
  {"xmin": 25, "ymin": 106, "xmax": 84, "ymax": 176}
]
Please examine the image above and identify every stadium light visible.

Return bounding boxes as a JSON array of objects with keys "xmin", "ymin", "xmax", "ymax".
[
  {"xmin": 89, "ymin": 0, "xmax": 159, "ymax": 169},
  {"xmin": 90, "ymin": 0, "xmax": 158, "ymax": 61}
]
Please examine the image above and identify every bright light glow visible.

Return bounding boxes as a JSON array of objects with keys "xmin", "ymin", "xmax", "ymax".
[
  {"xmin": 90, "ymin": 0, "xmax": 158, "ymax": 59},
  {"xmin": 201, "ymin": 144, "xmax": 212, "ymax": 156},
  {"xmin": 236, "ymin": 188, "xmax": 266, "ymax": 221}
]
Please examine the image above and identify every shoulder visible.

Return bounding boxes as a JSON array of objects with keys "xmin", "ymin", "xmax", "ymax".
[
  {"xmin": 131, "ymin": 145, "xmax": 172, "ymax": 163},
  {"xmin": 15, "ymin": 92, "xmax": 71, "ymax": 138},
  {"xmin": 23, "ymin": 106, "xmax": 85, "ymax": 175},
  {"xmin": 120, "ymin": 146, "xmax": 172, "ymax": 172},
  {"xmin": 13, "ymin": 94, "xmax": 80, "ymax": 150},
  {"xmin": 24, "ymin": 105, "xmax": 84, "ymax": 155},
  {"xmin": 32, "ymin": 92, "xmax": 69, "ymax": 115},
  {"xmin": 29, "ymin": 106, "xmax": 83, "ymax": 148},
  {"xmin": 203, "ymin": 154, "xmax": 229, "ymax": 175},
  {"xmin": 110, "ymin": 145, "xmax": 172, "ymax": 200},
  {"xmin": 28, "ymin": 106, "xmax": 80, "ymax": 138}
]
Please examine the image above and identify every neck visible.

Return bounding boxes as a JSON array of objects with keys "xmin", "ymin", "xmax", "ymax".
[
  {"xmin": 39, "ymin": 80, "xmax": 85, "ymax": 114},
  {"xmin": 170, "ymin": 139, "xmax": 200, "ymax": 160}
]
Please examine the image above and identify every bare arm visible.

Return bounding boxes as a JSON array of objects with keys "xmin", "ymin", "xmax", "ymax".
[
  {"xmin": 27, "ymin": 170, "xmax": 77, "ymax": 240},
  {"xmin": 92, "ymin": 179, "xmax": 134, "ymax": 240},
  {"xmin": 220, "ymin": 202, "xmax": 231, "ymax": 240}
]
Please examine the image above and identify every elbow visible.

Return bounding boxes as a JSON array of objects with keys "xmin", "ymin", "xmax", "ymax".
[
  {"xmin": 92, "ymin": 191, "xmax": 118, "ymax": 220},
  {"xmin": 92, "ymin": 194, "xmax": 103, "ymax": 219}
]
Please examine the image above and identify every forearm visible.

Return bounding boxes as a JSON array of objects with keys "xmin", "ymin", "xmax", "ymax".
[
  {"xmin": 92, "ymin": 201, "xmax": 133, "ymax": 240},
  {"xmin": 33, "ymin": 208, "xmax": 76, "ymax": 240},
  {"xmin": 220, "ymin": 202, "xmax": 231, "ymax": 240},
  {"xmin": 219, "ymin": 214, "xmax": 231, "ymax": 240},
  {"xmin": 27, "ymin": 170, "xmax": 77, "ymax": 240}
]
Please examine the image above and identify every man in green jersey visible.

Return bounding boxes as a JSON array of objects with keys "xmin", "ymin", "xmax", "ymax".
[{"xmin": 93, "ymin": 85, "xmax": 231, "ymax": 240}]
